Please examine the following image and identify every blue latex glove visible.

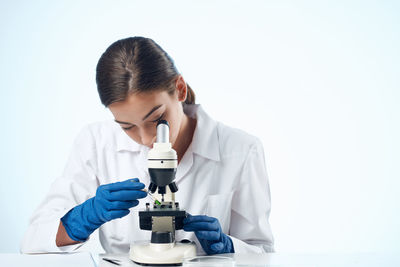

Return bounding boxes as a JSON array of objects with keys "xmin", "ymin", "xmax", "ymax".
[
  {"xmin": 183, "ymin": 215, "xmax": 234, "ymax": 254},
  {"xmin": 61, "ymin": 178, "xmax": 147, "ymax": 242}
]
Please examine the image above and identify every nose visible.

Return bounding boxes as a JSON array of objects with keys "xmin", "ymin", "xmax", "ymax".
[{"xmin": 140, "ymin": 128, "xmax": 156, "ymax": 148}]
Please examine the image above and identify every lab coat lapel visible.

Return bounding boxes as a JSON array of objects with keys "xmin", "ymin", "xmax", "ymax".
[
  {"xmin": 115, "ymin": 127, "xmax": 149, "ymax": 184},
  {"xmin": 190, "ymin": 105, "xmax": 220, "ymax": 162},
  {"xmin": 116, "ymin": 129, "xmax": 142, "ymax": 152},
  {"xmin": 175, "ymin": 141, "xmax": 194, "ymax": 184}
]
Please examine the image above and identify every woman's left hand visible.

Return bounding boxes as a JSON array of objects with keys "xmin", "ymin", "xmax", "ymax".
[{"xmin": 183, "ymin": 214, "xmax": 234, "ymax": 254}]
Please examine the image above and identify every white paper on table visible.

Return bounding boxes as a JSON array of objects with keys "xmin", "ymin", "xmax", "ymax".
[{"xmin": 1, "ymin": 252, "xmax": 96, "ymax": 267}]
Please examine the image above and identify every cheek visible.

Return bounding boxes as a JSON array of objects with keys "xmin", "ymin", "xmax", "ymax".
[
  {"xmin": 169, "ymin": 127, "xmax": 178, "ymax": 145},
  {"xmin": 126, "ymin": 131, "xmax": 141, "ymax": 143},
  {"xmin": 124, "ymin": 128, "xmax": 148, "ymax": 145},
  {"xmin": 164, "ymin": 114, "xmax": 180, "ymax": 144},
  {"xmin": 169, "ymin": 120, "xmax": 181, "ymax": 145}
]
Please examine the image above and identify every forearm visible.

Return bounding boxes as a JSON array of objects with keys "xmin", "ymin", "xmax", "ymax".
[{"xmin": 56, "ymin": 221, "xmax": 81, "ymax": 247}]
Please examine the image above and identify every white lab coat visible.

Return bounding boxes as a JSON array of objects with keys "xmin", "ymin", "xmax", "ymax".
[{"xmin": 21, "ymin": 104, "xmax": 274, "ymax": 255}]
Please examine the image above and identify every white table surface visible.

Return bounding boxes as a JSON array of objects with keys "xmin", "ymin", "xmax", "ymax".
[
  {"xmin": 1, "ymin": 252, "xmax": 95, "ymax": 267},
  {"xmin": 98, "ymin": 252, "xmax": 400, "ymax": 267},
  {"xmin": 2, "ymin": 252, "xmax": 399, "ymax": 267}
]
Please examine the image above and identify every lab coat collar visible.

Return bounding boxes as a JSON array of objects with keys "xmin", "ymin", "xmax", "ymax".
[
  {"xmin": 186, "ymin": 104, "xmax": 220, "ymax": 162},
  {"xmin": 115, "ymin": 104, "xmax": 220, "ymax": 162},
  {"xmin": 116, "ymin": 127, "xmax": 142, "ymax": 152}
]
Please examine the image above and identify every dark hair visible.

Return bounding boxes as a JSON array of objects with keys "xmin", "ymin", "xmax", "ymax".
[{"xmin": 95, "ymin": 37, "xmax": 195, "ymax": 107}]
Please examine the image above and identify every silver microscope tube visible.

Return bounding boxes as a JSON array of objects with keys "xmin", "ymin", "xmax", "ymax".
[{"xmin": 156, "ymin": 121, "xmax": 169, "ymax": 143}]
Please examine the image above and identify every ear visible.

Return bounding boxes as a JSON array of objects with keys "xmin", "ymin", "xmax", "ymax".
[{"xmin": 175, "ymin": 75, "xmax": 187, "ymax": 102}]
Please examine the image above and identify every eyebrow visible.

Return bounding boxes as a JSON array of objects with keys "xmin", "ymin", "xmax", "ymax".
[{"xmin": 114, "ymin": 104, "xmax": 163, "ymax": 125}]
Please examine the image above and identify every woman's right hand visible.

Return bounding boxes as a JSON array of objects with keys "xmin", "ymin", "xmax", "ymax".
[{"xmin": 60, "ymin": 178, "xmax": 147, "ymax": 242}]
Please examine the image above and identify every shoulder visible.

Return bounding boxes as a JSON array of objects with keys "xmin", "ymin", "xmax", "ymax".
[
  {"xmin": 216, "ymin": 121, "xmax": 263, "ymax": 159},
  {"xmin": 72, "ymin": 119, "xmax": 120, "ymax": 151}
]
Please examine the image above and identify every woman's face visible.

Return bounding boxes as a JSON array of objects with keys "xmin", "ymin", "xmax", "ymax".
[{"xmin": 108, "ymin": 80, "xmax": 186, "ymax": 148}]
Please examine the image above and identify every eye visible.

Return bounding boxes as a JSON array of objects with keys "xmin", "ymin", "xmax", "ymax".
[
  {"xmin": 151, "ymin": 113, "xmax": 164, "ymax": 123},
  {"xmin": 121, "ymin": 113, "xmax": 165, "ymax": 131},
  {"xmin": 122, "ymin": 125, "xmax": 135, "ymax": 130}
]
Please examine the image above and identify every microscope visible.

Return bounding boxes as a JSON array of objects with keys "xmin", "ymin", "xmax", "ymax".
[{"xmin": 129, "ymin": 120, "xmax": 196, "ymax": 265}]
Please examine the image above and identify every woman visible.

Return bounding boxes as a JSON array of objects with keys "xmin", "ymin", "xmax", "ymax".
[{"xmin": 21, "ymin": 37, "xmax": 274, "ymax": 255}]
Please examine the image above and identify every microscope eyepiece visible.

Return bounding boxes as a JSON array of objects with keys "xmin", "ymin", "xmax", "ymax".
[
  {"xmin": 157, "ymin": 120, "xmax": 169, "ymax": 127},
  {"xmin": 156, "ymin": 120, "xmax": 170, "ymax": 143}
]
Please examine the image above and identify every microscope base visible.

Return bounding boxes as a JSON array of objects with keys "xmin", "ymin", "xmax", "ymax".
[{"xmin": 129, "ymin": 241, "xmax": 196, "ymax": 266}]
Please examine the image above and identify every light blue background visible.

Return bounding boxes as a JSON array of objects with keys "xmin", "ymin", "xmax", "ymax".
[{"xmin": 0, "ymin": 0, "xmax": 399, "ymax": 253}]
